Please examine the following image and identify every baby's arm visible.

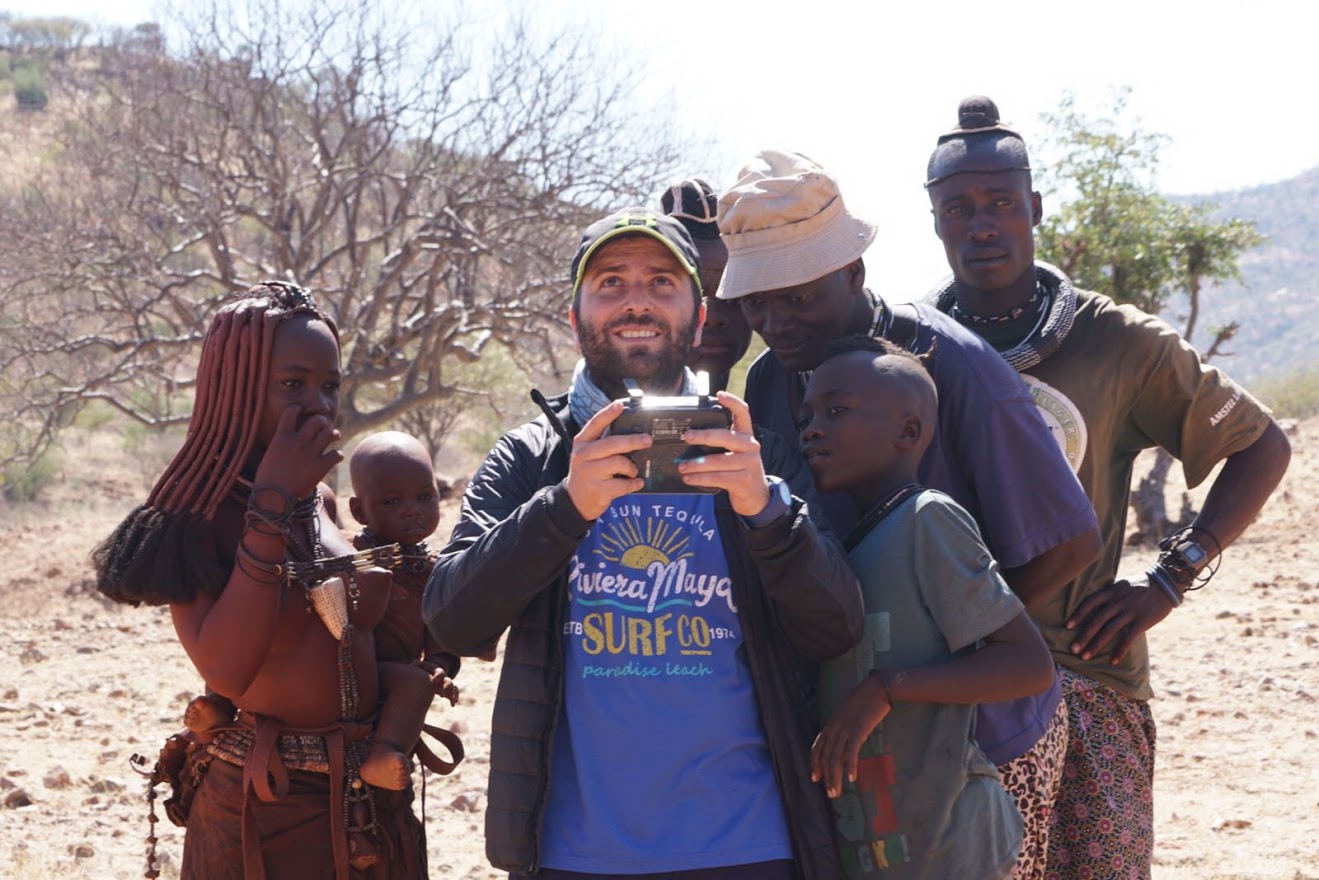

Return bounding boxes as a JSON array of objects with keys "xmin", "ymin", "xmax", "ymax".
[
  {"xmin": 812, "ymin": 612, "xmax": 1053, "ymax": 798},
  {"xmin": 417, "ymin": 650, "xmax": 460, "ymax": 706}
]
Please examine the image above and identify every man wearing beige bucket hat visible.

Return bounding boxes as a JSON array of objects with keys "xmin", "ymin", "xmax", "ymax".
[{"xmin": 721, "ymin": 149, "xmax": 1102, "ymax": 879}]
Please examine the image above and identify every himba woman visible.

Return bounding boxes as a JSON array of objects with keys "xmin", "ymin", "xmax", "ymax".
[{"xmin": 93, "ymin": 281, "xmax": 428, "ymax": 879}]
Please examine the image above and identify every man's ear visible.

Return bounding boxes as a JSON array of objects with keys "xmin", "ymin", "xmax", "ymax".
[
  {"xmin": 568, "ymin": 306, "xmax": 581, "ymax": 351},
  {"xmin": 1032, "ymin": 191, "xmax": 1043, "ymax": 227},
  {"xmin": 846, "ymin": 259, "xmax": 867, "ymax": 294},
  {"xmin": 348, "ymin": 496, "xmax": 366, "ymax": 527},
  {"xmin": 692, "ymin": 297, "xmax": 707, "ymax": 349}
]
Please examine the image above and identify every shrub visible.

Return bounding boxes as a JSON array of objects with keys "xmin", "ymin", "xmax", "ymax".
[
  {"xmin": 1, "ymin": 445, "xmax": 63, "ymax": 502},
  {"xmin": 1254, "ymin": 363, "xmax": 1319, "ymax": 421},
  {"xmin": 12, "ymin": 64, "xmax": 47, "ymax": 110}
]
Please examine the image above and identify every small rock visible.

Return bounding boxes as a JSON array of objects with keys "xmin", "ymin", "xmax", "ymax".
[
  {"xmin": 0, "ymin": 777, "xmax": 12, "ymax": 790},
  {"xmin": 449, "ymin": 791, "xmax": 484, "ymax": 813},
  {"xmin": 43, "ymin": 766, "xmax": 72, "ymax": 789},
  {"xmin": 88, "ymin": 777, "xmax": 124, "ymax": 793},
  {"xmin": 53, "ymin": 618, "xmax": 72, "ymax": 631},
  {"xmin": 4, "ymin": 787, "xmax": 33, "ymax": 808},
  {"xmin": 19, "ymin": 645, "xmax": 46, "ymax": 665},
  {"xmin": 3, "ymin": 688, "xmax": 17, "ymax": 700},
  {"xmin": 69, "ymin": 843, "xmax": 95, "ymax": 858},
  {"xmin": 447, "ymin": 719, "xmax": 468, "ymax": 734}
]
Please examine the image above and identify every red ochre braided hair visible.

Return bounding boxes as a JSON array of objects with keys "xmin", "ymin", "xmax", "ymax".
[{"xmin": 93, "ymin": 281, "xmax": 339, "ymax": 606}]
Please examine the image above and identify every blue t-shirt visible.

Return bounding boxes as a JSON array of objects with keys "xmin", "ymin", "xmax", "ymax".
[{"xmin": 540, "ymin": 494, "xmax": 793, "ymax": 873}]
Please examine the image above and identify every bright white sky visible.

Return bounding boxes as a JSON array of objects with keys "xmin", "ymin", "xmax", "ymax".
[{"xmin": 8, "ymin": 0, "xmax": 1315, "ymax": 299}]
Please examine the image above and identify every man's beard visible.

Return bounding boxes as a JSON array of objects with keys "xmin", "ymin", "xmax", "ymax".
[{"xmin": 577, "ymin": 313, "xmax": 697, "ymax": 401}]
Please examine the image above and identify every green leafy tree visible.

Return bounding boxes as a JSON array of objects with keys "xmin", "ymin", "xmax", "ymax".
[
  {"xmin": 1036, "ymin": 89, "xmax": 1264, "ymax": 542},
  {"xmin": 1037, "ymin": 90, "xmax": 1173, "ymax": 314},
  {"xmin": 0, "ymin": 14, "xmax": 91, "ymax": 57}
]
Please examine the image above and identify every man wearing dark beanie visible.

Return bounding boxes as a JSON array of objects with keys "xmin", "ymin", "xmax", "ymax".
[
  {"xmin": 662, "ymin": 178, "xmax": 752, "ymax": 393},
  {"xmin": 924, "ymin": 96, "xmax": 1291, "ymax": 880}
]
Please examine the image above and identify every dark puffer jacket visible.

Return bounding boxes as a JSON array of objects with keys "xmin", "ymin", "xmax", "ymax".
[{"xmin": 424, "ymin": 390, "xmax": 862, "ymax": 879}]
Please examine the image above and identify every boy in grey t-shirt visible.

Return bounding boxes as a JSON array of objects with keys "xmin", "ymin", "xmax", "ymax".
[{"xmin": 802, "ymin": 337, "xmax": 1055, "ymax": 880}]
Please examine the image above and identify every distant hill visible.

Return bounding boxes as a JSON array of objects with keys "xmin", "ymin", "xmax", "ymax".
[{"xmin": 1166, "ymin": 166, "xmax": 1319, "ymax": 385}]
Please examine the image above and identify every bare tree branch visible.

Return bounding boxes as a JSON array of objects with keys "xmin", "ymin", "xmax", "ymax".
[{"xmin": 0, "ymin": 0, "xmax": 699, "ymax": 479}]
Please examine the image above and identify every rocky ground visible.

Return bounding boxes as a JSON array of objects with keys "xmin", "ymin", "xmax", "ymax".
[{"xmin": 1, "ymin": 419, "xmax": 1315, "ymax": 879}]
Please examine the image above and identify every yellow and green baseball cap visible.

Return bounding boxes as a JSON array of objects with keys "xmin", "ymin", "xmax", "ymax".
[{"xmin": 569, "ymin": 209, "xmax": 703, "ymax": 303}]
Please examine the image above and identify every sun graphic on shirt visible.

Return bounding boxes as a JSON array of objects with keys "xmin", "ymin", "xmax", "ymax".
[{"xmin": 596, "ymin": 516, "xmax": 694, "ymax": 570}]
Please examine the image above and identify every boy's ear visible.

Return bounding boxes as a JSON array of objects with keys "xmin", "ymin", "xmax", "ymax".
[
  {"xmin": 347, "ymin": 496, "xmax": 367, "ymax": 527},
  {"xmin": 896, "ymin": 414, "xmax": 923, "ymax": 448}
]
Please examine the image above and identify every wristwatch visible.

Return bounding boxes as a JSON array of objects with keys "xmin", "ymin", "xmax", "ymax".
[
  {"xmin": 743, "ymin": 476, "xmax": 792, "ymax": 528},
  {"xmin": 1158, "ymin": 533, "xmax": 1210, "ymax": 587}
]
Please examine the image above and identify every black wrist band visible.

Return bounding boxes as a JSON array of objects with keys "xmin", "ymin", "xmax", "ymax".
[{"xmin": 1146, "ymin": 564, "xmax": 1184, "ymax": 608}]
